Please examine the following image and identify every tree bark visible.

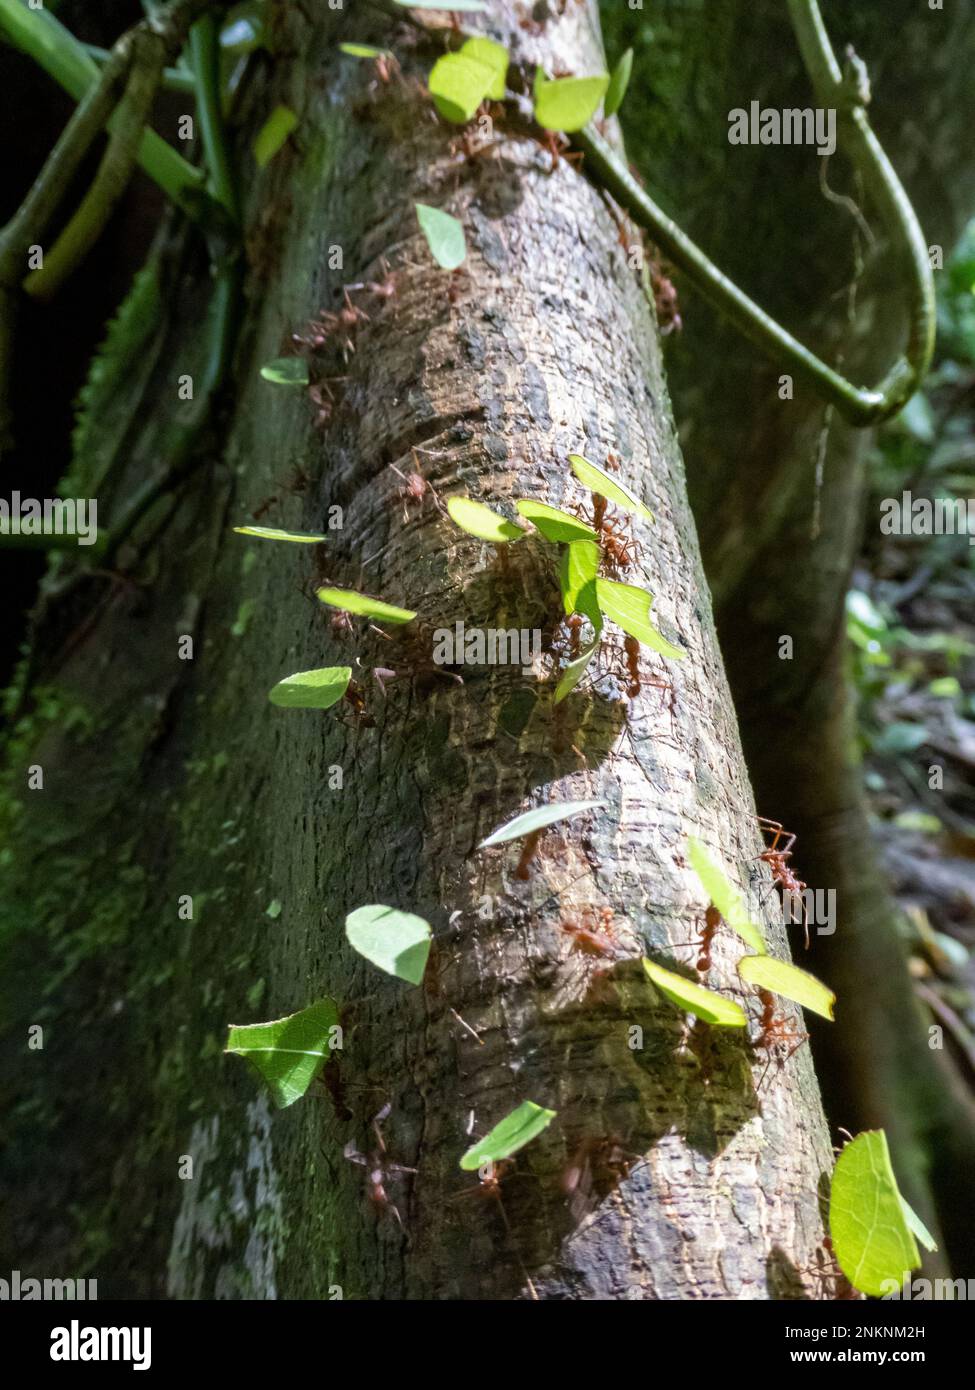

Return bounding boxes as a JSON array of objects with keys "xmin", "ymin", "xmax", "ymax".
[
  {"xmin": 605, "ymin": 0, "xmax": 975, "ymax": 1270},
  {"xmin": 1, "ymin": 0, "xmax": 834, "ymax": 1299}
]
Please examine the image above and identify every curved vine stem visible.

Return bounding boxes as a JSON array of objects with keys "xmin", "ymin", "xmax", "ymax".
[{"xmin": 575, "ymin": 0, "xmax": 935, "ymax": 426}]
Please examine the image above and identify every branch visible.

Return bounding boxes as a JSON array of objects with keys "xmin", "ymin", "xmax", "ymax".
[{"xmin": 24, "ymin": 32, "xmax": 166, "ymax": 300}]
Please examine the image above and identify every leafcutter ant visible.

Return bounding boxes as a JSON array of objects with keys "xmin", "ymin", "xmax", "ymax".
[
  {"xmin": 389, "ymin": 449, "xmax": 446, "ymax": 523},
  {"xmin": 623, "ymin": 634, "xmax": 641, "ymax": 697},
  {"xmin": 753, "ymin": 988, "xmax": 808, "ymax": 1090},
  {"xmin": 561, "ymin": 906, "xmax": 617, "ymax": 959},
  {"xmin": 696, "ymin": 904, "xmax": 721, "ymax": 975},
  {"xmin": 561, "ymin": 1135, "xmax": 641, "ymax": 1222},
  {"xmin": 343, "ymin": 1102, "xmax": 416, "ymax": 1228},
  {"xmin": 650, "ymin": 263, "xmax": 682, "ymax": 335},
  {"xmin": 346, "ymin": 257, "xmax": 397, "ymax": 306},
  {"xmin": 756, "ymin": 816, "xmax": 810, "ymax": 947},
  {"xmin": 514, "ymin": 828, "xmax": 543, "ymax": 881}
]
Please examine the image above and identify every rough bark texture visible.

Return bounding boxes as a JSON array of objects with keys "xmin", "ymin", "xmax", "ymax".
[
  {"xmin": 1, "ymin": 1, "xmax": 834, "ymax": 1298},
  {"xmin": 606, "ymin": 0, "xmax": 975, "ymax": 1270}
]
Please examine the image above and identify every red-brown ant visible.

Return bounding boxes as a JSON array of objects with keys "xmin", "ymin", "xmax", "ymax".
[
  {"xmin": 455, "ymin": 1158, "xmax": 514, "ymax": 1205},
  {"xmin": 343, "ymin": 1102, "xmax": 416, "ymax": 1228},
  {"xmin": 340, "ymin": 679, "xmax": 375, "ymax": 729},
  {"xmin": 650, "ymin": 263, "xmax": 682, "ymax": 335},
  {"xmin": 346, "ymin": 257, "xmax": 397, "ymax": 305},
  {"xmin": 389, "ymin": 450, "xmax": 446, "ymax": 522},
  {"xmin": 561, "ymin": 1135, "xmax": 641, "ymax": 1221},
  {"xmin": 561, "ymin": 906, "xmax": 617, "ymax": 959},
  {"xmin": 756, "ymin": 816, "xmax": 810, "ymax": 947},
  {"xmin": 514, "ymin": 828, "xmax": 543, "ymax": 881},
  {"xmin": 753, "ymin": 988, "xmax": 808, "ymax": 1089},
  {"xmin": 623, "ymin": 634, "xmax": 641, "ymax": 697},
  {"xmin": 696, "ymin": 904, "xmax": 721, "ymax": 975}
]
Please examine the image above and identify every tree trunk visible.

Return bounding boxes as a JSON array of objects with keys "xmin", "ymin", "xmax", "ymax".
[
  {"xmin": 1, "ymin": 0, "xmax": 834, "ymax": 1299},
  {"xmin": 605, "ymin": 0, "xmax": 975, "ymax": 1270}
]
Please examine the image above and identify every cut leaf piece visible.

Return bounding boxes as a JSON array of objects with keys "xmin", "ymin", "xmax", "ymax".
[
  {"xmin": 604, "ymin": 48, "xmax": 633, "ymax": 118},
  {"xmin": 515, "ymin": 499, "xmax": 598, "ymax": 543},
  {"xmin": 446, "ymin": 496, "xmax": 525, "ymax": 543},
  {"xmin": 315, "ymin": 587, "xmax": 416, "ymax": 624},
  {"xmin": 829, "ymin": 1131, "xmax": 921, "ymax": 1297},
  {"xmin": 480, "ymin": 799, "xmax": 606, "ymax": 848},
  {"xmin": 339, "ymin": 43, "xmax": 389, "ymax": 59},
  {"xmin": 253, "ymin": 104, "xmax": 298, "ymax": 167},
  {"xmin": 687, "ymin": 836, "xmax": 766, "ymax": 954},
  {"xmin": 233, "ymin": 525, "xmax": 327, "ymax": 544},
  {"xmin": 415, "ymin": 202, "xmax": 466, "ymax": 270},
  {"xmin": 595, "ymin": 579, "xmax": 685, "ymax": 658},
  {"xmin": 225, "ymin": 998, "xmax": 339, "ymax": 1108},
  {"xmin": 568, "ymin": 453, "xmax": 654, "ymax": 522},
  {"xmin": 554, "ymin": 639, "xmax": 599, "ymax": 704},
  {"xmin": 643, "ymin": 959, "xmax": 748, "ymax": 1027},
  {"xmin": 738, "ymin": 955, "xmax": 836, "ymax": 1020},
  {"xmin": 459, "ymin": 37, "xmax": 508, "ymax": 99},
  {"xmin": 535, "ymin": 74, "xmax": 609, "ymax": 133},
  {"xmin": 268, "ymin": 666, "xmax": 351, "ymax": 710},
  {"xmin": 901, "ymin": 1197, "xmax": 938, "ymax": 1254},
  {"xmin": 428, "ymin": 52, "xmax": 496, "ymax": 123},
  {"xmin": 345, "ymin": 905, "xmax": 432, "ymax": 985},
  {"xmin": 260, "ymin": 357, "xmax": 309, "ymax": 386},
  {"xmin": 459, "ymin": 1100, "xmax": 556, "ymax": 1171},
  {"xmin": 560, "ymin": 539, "xmax": 601, "ymax": 629}
]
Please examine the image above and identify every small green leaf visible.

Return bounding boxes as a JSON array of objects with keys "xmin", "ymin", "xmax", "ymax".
[
  {"xmin": 687, "ymin": 837, "xmax": 766, "ymax": 954},
  {"xmin": 480, "ymin": 799, "xmax": 606, "ymax": 848},
  {"xmin": 901, "ymin": 1197, "xmax": 938, "ymax": 1254},
  {"xmin": 535, "ymin": 74, "xmax": 609, "ymax": 133},
  {"xmin": 429, "ymin": 52, "xmax": 496, "ymax": 123},
  {"xmin": 604, "ymin": 48, "xmax": 633, "ymax": 118},
  {"xmin": 738, "ymin": 955, "xmax": 836, "ymax": 1021},
  {"xmin": 345, "ymin": 905, "xmax": 432, "ymax": 986},
  {"xmin": 829, "ymin": 1131, "xmax": 921, "ymax": 1297},
  {"xmin": 595, "ymin": 579, "xmax": 686, "ymax": 658},
  {"xmin": 233, "ymin": 525, "xmax": 327, "ymax": 544},
  {"xmin": 225, "ymin": 998, "xmax": 339, "ymax": 1108},
  {"xmin": 268, "ymin": 666, "xmax": 351, "ymax": 710},
  {"xmin": 339, "ymin": 43, "xmax": 389, "ymax": 59},
  {"xmin": 253, "ymin": 104, "xmax": 298, "ymax": 168},
  {"xmin": 568, "ymin": 453, "xmax": 654, "ymax": 522},
  {"xmin": 515, "ymin": 499, "xmax": 598, "ymax": 543},
  {"xmin": 459, "ymin": 1100, "xmax": 556, "ymax": 1171},
  {"xmin": 265, "ymin": 899, "xmax": 282, "ymax": 920},
  {"xmin": 260, "ymin": 357, "xmax": 309, "ymax": 387},
  {"xmin": 460, "ymin": 37, "xmax": 508, "ymax": 100},
  {"xmin": 446, "ymin": 496, "xmax": 525, "ymax": 543},
  {"xmin": 415, "ymin": 203, "xmax": 466, "ymax": 270},
  {"xmin": 642, "ymin": 959, "xmax": 748, "ymax": 1027},
  {"xmin": 554, "ymin": 639, "xmax": 599, "ymax": 704},
  {"xmin": 560, "ymin": 539, "xmax": 601, "ymax": 629},
  {"xmin": 315, "ymin": 587, "xmax": 416, "ymax": 624}
]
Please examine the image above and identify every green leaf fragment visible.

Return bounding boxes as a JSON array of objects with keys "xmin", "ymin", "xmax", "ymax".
[
  {"xmin": 446, "ymin": 496, "xmax": 525, "ymax": 542},
  {"xmin": 225, "ymin": 997, "xmax": 339, "ymax": 1108},
  {"xmin": 604, "ymin": 48, "xmax": 633, "ymax": 118},
  {"xmin": 568, "ymin": 452, "xmax": 654, "ymax": 522},
  {"xmin": 260, "ymin": 357, "xmax": 309, "ymax": 386},
  {"xmin": 460, "ymin": 1100, "xmax": 556, "ymax": 1171},
  {"xmin": 554, "ymin": 639, "xmax": 599, "ymax": 704},
  {"xmin": 315, "ymin": 587, "xmax": 416, "ymax": 624},
  {"xmin": 429, "ymin": 51, "xmax": 498, "ymax": 122},
  {"xmin": 415, "ymin": 202, "xmax": 466, "ymax": 270},
  {"xmin": 268, "ymin": 666, "xmax": 351, "ymax": 710},
  {"xmin": 459, "ymin": 37, "xmax": 508, "ymax": 100},
  {"xmin": 515, "ymin": 499, "xmax": 598, "ymax": 543},
  {"xmin": 595, "ymin": 579, "xmax": 685, "ymax": 658},
  {"xmin": 480, "ymin": 799, "xmax": 606, "ymax": 848},
  {"xmin": 340, "ymin": 43, "xmax": 389, "ymax": 59},
  {"xmin": 534, "ymin": 74, "xmax": 609, "ymax": 133},
  {"xmin": 560, "ymin": 539, "xmax": 602, "ymax": 629},
  {"xmin": 233, "ymin": 525, "xmax": 327, "ymax": 543},
  {"xmin": 345, "ymin": 905, "xmax": 432, "ymax": 985},
  {"xmin": 253, "ymin": 104, "xmax": 298, "ymax": 168},
  {"xmin": 738, "ymin": 954, "xmax": 836, "ymax": 1021},
  {"xmin": 829, "ymin": 1131, "xmax": 921, "ymax": 1297},
  {"xmin": 686, "ymin": 836, "xmax": 766, "ymax": 954},
  {"xmin": 642, "ymin": 959, "xmax": 748, "ymax": 1027}
]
